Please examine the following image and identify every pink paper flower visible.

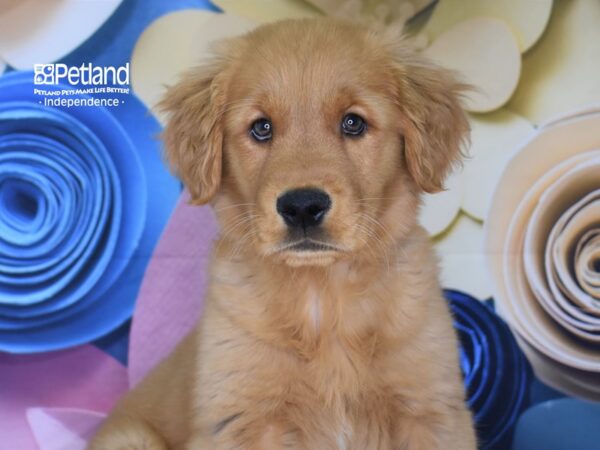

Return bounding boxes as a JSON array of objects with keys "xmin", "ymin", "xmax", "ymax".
[{"xmin": 1, "ymin": 192, "xmax": 217, "ymax": 449}]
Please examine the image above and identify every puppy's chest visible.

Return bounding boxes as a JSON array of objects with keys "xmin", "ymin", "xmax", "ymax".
[{"xmin": 296, "ymin": 287, "xmax": 389, "ymax": 405}]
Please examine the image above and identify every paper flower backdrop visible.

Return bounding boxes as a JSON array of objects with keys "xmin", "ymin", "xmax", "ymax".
[
  {"xmin": 0, "ymin": 71, "xmax": 180, "ymax": 353},
  {"xmin": 2, "ymin": 0, "xmax": 600, "ymax": 448},
  {"xmin": 486, "ymin": 108, "xmax": 600, "ymax": 400}
]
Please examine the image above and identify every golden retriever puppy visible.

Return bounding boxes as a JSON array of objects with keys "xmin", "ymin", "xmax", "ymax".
[{"xmin": 89, "ymin": 18, "xmax": 476, "ymax": 450}]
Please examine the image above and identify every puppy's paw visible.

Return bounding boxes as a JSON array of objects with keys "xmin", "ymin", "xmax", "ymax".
[{"xmin": 87, "ymin": 416, "xmax": 169, "ymax": 450}]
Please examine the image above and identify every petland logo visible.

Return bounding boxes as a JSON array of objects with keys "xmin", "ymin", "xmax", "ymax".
[
  {"xmin": 33, "ymin": 63, "xmax": 130, "ymax": 108},
  {"xmin": 34, "ymin": 63, "xmax": 130, "ymax": 86}
]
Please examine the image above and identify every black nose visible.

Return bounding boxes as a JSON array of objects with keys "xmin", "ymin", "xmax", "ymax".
[{"xmin": 276, "ymin": 188, "xmax": 331, "ymax": 229}]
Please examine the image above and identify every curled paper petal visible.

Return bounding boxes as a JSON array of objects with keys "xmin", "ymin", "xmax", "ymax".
[
  {"xmin": 423, "ymin": 0, "xmax": 553, "ymax": 52},
  {"xmin": 0, "ymin": 0, "xmax": 123, "ymax": 70},
  {"xmin": 446, "ymin": 290, "xmax": 532, "ymax": 449},
  {"xmin": 0, "ymin": 345, "xmax": 127, "ymax": 450},
  {"xmin": 212, "ymin": 0, "xmax": 319, "ymax": 22},
  {"xmin": 435, "ymin": 215, "xmax": 492, "ymax": 299},
  {"xmin": 129, "ymin": 191, "xmax": 217, "ymax": 386},
  {"xmin": 512, "ymin": 398, "xmax": 600, "ymax": 450},
  {"xmin": 27, "ymin": 408, "xmax": 106, "ymax": 450},
  {"xmin": 574, "ymin": 230, "xmax": 600, "ymax": 299},
  {"xmin": 131, "ymin": 10, "xmax": 256, "ymax": 114},
  {"xmin": 486, "ymin": 107, "xmax": 600, "ymax": 400},
  {"xmin": 509, "ymin": 0, "xmax": 600, "ymax": 125},
  {"xmin": 424, "ymin": 17, "xmax": 521, "ymax": 113},
  {"xmin": 526, "ymin": 186, "xmax": 600, "ymax": 342},
  {"xmin": 0, "ymin": 71, "xmax": 180, "ymax": 353}
]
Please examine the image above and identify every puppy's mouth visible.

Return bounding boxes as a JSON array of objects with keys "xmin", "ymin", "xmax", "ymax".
[
  {"xmin": 272, "ymin": 238, "xmax": 346, "ymax": 267},
  {"xmin": 276, "ymin": 239, "xmax": 343, "ymax": 253}
]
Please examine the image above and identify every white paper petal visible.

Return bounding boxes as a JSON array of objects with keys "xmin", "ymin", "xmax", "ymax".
[
  {"xmin": 508, "ymin": 0, "xmax": 600, "ymax": 125},
  {"xmin": 0, "ymin": 0, "xmax": 122, "ymax": 70},
  {"xmin": 574, "ymin": 230, "xmax": 600, "ymax": 298},
  {"xmin": 131, "ymin": 10, "xmax": 256, "ymax": 116},
  {"xmin": 0, "ymin": 57, "xmax": 6, "ymax": 75},
  {"xmin": 434, "ymin": 214, "xmax": 492, "ymax": 299},
  {"xmin": 462, "ymin": 110, "xmax": 535, "ymax": 221},
  {"xmin": 212, "ymin": 0, "xmax": 320, "ymax": 23},
  {"xmin": 423, "ymin": 0, "xmax": 553, "ymax": 52},
  {"xmin": 419, "ymin": 170, "xmax": 463, "ymax": 237},
  {"xmin": 424, "ymin": 17, "xmax": 521, "ymax": 113}
]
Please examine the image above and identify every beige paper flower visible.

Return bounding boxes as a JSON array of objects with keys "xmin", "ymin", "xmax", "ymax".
[{"xmin": 486, "ymin": 108, "xmax": 600, "ymax": 400}]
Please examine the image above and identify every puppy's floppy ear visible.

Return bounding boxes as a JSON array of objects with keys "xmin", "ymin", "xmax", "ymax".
[
  {"xmin": 158, "ymin": 61, "xmax": 228, "ymax": 204},
  {"xmin": 392, "ymin": 49, "xmax": 470, "ymax": 193}
]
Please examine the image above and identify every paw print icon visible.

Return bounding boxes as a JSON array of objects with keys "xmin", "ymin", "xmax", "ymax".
[{"xmin": 33, "ymin": 64, "xmax": 55, "ymax": 84}]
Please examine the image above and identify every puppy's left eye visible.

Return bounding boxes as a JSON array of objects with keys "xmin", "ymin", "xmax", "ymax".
[
  {"xmin": 341, "ymin": 113, "xmax": 366, "ymax": 137},
  {"xmin": 250, "ymin": 118, "xmax": 272, "ymax": 142}
]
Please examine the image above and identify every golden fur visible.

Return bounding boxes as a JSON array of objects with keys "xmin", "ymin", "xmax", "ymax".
[{"xmin": 89, "ymin": 18, "xmax": 476, "ymax": 449}]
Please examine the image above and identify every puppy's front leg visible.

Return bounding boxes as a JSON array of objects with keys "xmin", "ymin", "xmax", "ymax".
[{"xmin": 88, "ymin": 333, "xmax": 198, "ymax": 449}]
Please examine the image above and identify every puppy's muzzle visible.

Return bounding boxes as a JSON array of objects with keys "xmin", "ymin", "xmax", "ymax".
[{"xmin": 276, "ymin": 188, "xmax": 331, "ymax": 231}]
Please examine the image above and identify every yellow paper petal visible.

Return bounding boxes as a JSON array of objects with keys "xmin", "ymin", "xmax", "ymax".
[
  {"xmin": 508, "ymin": 0, "xmax": 600, "ymax": 125},
  {"xmin": 419, "ymin": 170, "xmax": 463, "ymax": 237},
  {"xmin": 435, "ymin": 214, "xmax": 492, "ymax": 299},
  {"xmin": 212, "ymin": 0, "xmax": 320, "ymax": 23},
  {"xmin": 424, "ymin": 17, "xmax": 521, "ymax": 113},
  {"xmin": 131, "ymin": 10, "xmax": 256, "ymax": 117},
  {"xmin": 423, "ymin": 0, "xmax": 553, "ymax": 52},
  {"xmin": 462, "ymin": 110, "xmax": 535, "ymax": 221}
]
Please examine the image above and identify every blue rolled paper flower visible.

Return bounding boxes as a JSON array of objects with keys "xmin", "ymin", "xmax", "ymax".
[
  {"xmin": 0, "ymin": 71, "xmax": 180, "ymax": 353},
  {"xmin": 445, "ymin": 290, "xmax": 533, "ymax": 450}
]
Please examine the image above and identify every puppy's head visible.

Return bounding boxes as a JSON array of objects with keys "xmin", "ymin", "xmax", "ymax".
[{"xmin": 160, "ymin": 19, "xmax": 468, "ymax": 267}]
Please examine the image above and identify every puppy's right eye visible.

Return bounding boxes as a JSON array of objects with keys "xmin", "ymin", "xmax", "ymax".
[{"xmin": 250, "ymin": 118, "xmax": 272, "ymax": 142}]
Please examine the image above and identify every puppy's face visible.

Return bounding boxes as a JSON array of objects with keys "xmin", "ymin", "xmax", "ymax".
[{"xmin": 160, "ymin": 19, "xmax": 468, "ymax": 267}]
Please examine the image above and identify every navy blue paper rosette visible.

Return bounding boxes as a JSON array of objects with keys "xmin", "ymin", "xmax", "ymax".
[
  {"xmin": 0, "ymin": 71, "xmax": 180, "ymax": 353},
  {"xmin": 445, "ymin": 290, "xmax": 533, "ymax": 450}
]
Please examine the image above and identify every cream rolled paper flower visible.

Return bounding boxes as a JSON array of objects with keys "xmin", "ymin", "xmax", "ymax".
[{"xmin": 486, "ymin": 107, "xmax": 600, "ymax": 400}]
